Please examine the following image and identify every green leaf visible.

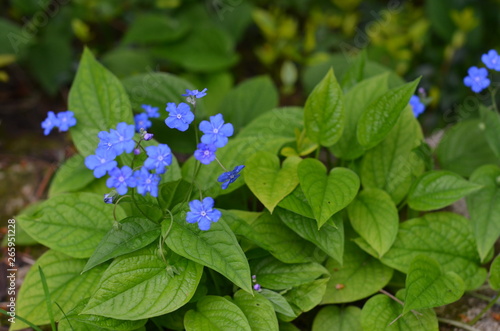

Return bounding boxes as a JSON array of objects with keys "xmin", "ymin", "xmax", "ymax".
[
  {"xmin": 182, "ymin": 107, "xmax": 302, "ymax": 196},
  {"xmin": 276, "ymin": 208, "xmax": 344, "ymax": 264},
  {"xmin": 184, "ymin": 296, "xmax": 251, "ymax": 331},
  {"xmin": 68, "ymin": 47, "xmax": 133, "ymax": 156},
  {"xmin": 17, "ymin": 192, "xmax": 125, "ymax": 258},
  {"xmin": 479, "ymin": 106, "xmax": 500, "ymax": 159},
  {"xmin": 381, "ymin": 212, "xmax": 487, "ymax": 290},
  {"xmin": 218, "ymin": 76, "xmax": 279, "ymax": 133},
  {"xmin": 466, "ymin": 165, "xmax": 500, "ymax": 261},
  {"xmin": 151, "ymin": 24, "xmax": 238, "ymax": 72},
  {"xmin": 322, "ymin": 241, "xmax": 393, "ymax": 304},
  {"xmin": 259, "ymin": 289, "xmax": 296, "ymax": 318},
  {"xmin": 12, "ymin": 250, "xmax": 106, "ymax": 330},
  {"xmin": 122, "ymin": 13, "xmax": 189, "ymax": 45},
  {"xmin": 233, "ymin": 290, "xmax": 279, "ymax": 331},
  {"xmin": 158, "ymin": 179, "xmax": 193, "ymax": 211},
  {"xmin": 245, "ymin": 153, "xmax": 301, "ymax": 213},
  {"xmin": 0, "ymin": 18, "xmax": 26, "ymax": 55},
  {"xmin": 361, "ymin": 295, "xmax": 439, "ymax": 331},
  {"xmin": 347, "ymin": 188, "xmax": 398, "ymax": 258},
  {"xmin": 298, "ymin": 159, "xmax": 360, "ymax": 228},
  {"xmin": 312, "ymin": 306, "xmax": 362, "ymax": 331},
  {"xmin": 489, "ymin": 254, "xmax": 500, "ymax": 290},
  {"xmin": 60, "ymin": 298, "xmax": 147, "ymax": 330},
  {"xmin": 236, "ymin": 211, "xmax": 326, "ymax": 264},
  {"xmin": 83, "ymin": 245, "xmax": 203, "ymax": 319},
  {"xmin": 82, "ymin": 217, "xmax": 161, "ymax": 273},
  {"xmin": 304, "ymin": 68, "xmax": 345, "ymax": 146},
  {"xmin": 340, "ymin": 50, "xmax": 366, "ymax": 92},
  {"xmin": 101, "ymin": 48, "xmax": 153, "ymax": 79},
  {"xmin": 250, "ymin": 255, "xmax": 329, "ymax": 290},
  {"xmin": 48, "ymin": 154, "xmax": 96, "ymax": 197},
  {"xmin": 408, "ymin": 170, "xmax": 482, "ymax": 211},
  {"xmin": 284, "ymin": 278, "xmax": 329, "ymax": 313},
  {"xmin": 403, "ymin": 255, "xmax": 464, "ymax": 314},
  {"xmin": 360, "ymin": 107, "xmax": 424, "ymax": 204},
  {"xmin": 437, "ymin": 119, "xmax": 498, "ymax": 177},
  {"xmin": 164, "ymin": 211, "xmax": 252, "ymax": 293},
  {"xmin": 357, "ymin": 77, "xmax": 420, "ymax": 149},
  {"xmin": 331, "ymin": 72, "xmax": 389, "ymax": 160},
  {"xmin": 278, "ymin": 186, "xmax": 314, "ymax": 219}
]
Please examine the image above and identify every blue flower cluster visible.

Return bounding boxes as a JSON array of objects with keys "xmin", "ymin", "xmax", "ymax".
[
  {"xmin": 409, "ymin": 95, "xmax": 425, "ymax": 118},
  {"xmin": 463, "ymin": 49, "xmax": 500, "ymax": 93},
  {"xmin": 133, "ymin": 104, "xmax": 159, "ymax": 132},
  {"xmin": 41, "ymin": 110, "xmax": 77, "ymax": 135},
  {"xmin": 84, "ymin": 121, "xmax": 170, "ymax": 198}
]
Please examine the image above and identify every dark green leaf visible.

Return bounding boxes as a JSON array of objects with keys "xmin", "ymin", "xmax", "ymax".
[
  {"xmin": 233, "ymin": 290, "xmax": 279, "ymax": 331},
  {"xmin": 259, "ymin": 289, "xmax": 296, "ymax": 318},
  {"xmin": 48, "ymin": 154, "xmax": 96, "ymax": 197},
  {"xmin": 312, "ymin": 306, "xmax": 362, "ymax": 331}
]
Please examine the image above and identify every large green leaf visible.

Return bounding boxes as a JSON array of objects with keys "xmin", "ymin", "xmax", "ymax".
[
  {"xmin": 122, "ymin": 13, "xmax": 190, "ymax": 45},
  {"xmin": 357, "ymin": 77, "xmax": 420, "ymax": 149},
  {"xmin": 218, "ymin": 76, "xmax": 279, "ymax": 133},
  {"xmin": 304, "ymin": 68, "xmax": 345, "ymax": 146},
  {"xmin": 340, "ymin": 50, "xmax": 366, "ymax": 92},
  {"xmin": 381, "ymin": 212, "xmax": 487, "ymax": 290},
  {"xmin": 13, "ymin": 250, "xmax": 106, "ymax": 330},
  {"xmin": 403, "ymin": 255, "xmax": 464, "ymax": 314},
  {"xmin": 250, "ymin": 255, "xmax": 329, "ymax": 290},
  {"xmin": 479, "ymin": 106, "xmax": 500, "ymax": 159},
  {"xmin": 278, "ymin": 186, "xmax": 314, "ymax": 219},
  {"xmin": 236, "ymin": 211, "xmax": 326, "ymax": 263},
  {"xmin": 437, "ymin": 119, "xmax": 498, "ymax": 177},
  {"xmin": 48, "ymin": 154, "xmax": 96, "ymax": 197},
  {"xmin": 17, "ymin": 192, "xmax": 125, "ymax": 258},
  {"xmin": 276, "ymin": 208, "xmax": 344, "ymax": 264},
  {"xmin": 0, "ymin": 18, "xmax": 26, "ymax": 55},
  {"xmin": 298, "ymin": 159, "xmax": 360, "ymax": 228},
  {"xmin": 408, "ymin": 170, "xmax": 482, "ymax": 211},
  {"xmin": 258, "ymin": 289, "xmax": 296, "ymax": 319},
  {"xmin": 312, "ymin": 306, "xmax": 362, "ymax": 331},
  {"xmin": 233, "ymin": 290, "xmax": 279, "ymax": 331},
  {"xmin": 182, "ymin": 107, "xmax": 302, "ymax": 197},
  {"xmin": 245, "ymin": 153, "xmax": 301, "ymax": 213},
  {"xmin": 489, "ymin": 254, "xmax": 500, "ymax": 290},
  {"xmin": 331, "ymin": 72, "xmax": 389, "ymax": 160},
  {"xmin": 347, "ymin": 188, "xmax": 398, "ymax": 258},
  {"xmin": 360, "ymin": 107, "xmax": 424, "ymax": 204},
  {"xmin": 68, "ymin": 47, "xmax": 133, "ymax": 156},
  {"xmin": 322, "ymin": 241, "xmax": 393, "ymax": 304},
  {"xmin": 284, "ymin": 278, "xmax": 329, "ymax": 313},
  {"xmin": 164, "ymin": 211, "xmax": 252, "ymax": 293},
  {"xmin": 466, "ymin": 165, "xmax": 500, "ymax": 261},
  {"xmin": 361, "ymin": 294, "xmax": 439, "ymax": 331},
  {"xmin": 83, "ymin": 245, "xmax": 203, "ymax": 319},
  {"xmin": 184, "ymin": 296, "xmax": 251, "ymax": 331},
  {"xmin": 82, "ymin": 217, "xmax": 161, "ymax": 273}
]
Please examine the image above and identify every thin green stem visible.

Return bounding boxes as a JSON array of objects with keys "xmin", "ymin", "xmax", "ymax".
[
  {"xmin": 490, "ymin": 87, "xmax": 498, "ymax": 112},
  {"xmin": 468, "ymin": 292, "xmax": 500, "ymax": 325},
  {"xmin": 438, "ymin": 318, "xmax": 481, "ymax": 331},
  {"xmin": 113, "ymin": 195, "xmax": 131, "ymax": 224},
  {"xmin": 467, "ymin": 291, "xmax": 492, "ymax": 302},
  {"xmin": 38, "ymin": 267, "xmax": 57, "ymax": 331},
  {"xmin": 215, "ymin": 157, "xmax": 228, "ymax": 172},
  {"xmin": 0, "ymin": 309, "xmax": 44, "ymax": 331}
]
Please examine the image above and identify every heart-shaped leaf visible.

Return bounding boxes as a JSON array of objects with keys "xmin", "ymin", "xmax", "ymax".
[
  {"xmin": 403, "ymin": 255, "xmax": 465, "ymax": 314},
  {"xmin": 232, "ymin": 290, "xmax": 279, "ymax": 331},
  {"xmin": 298, "ymin": 159, "xmax": 360, "ymax": 228},
  {"xmin": 312, "ymin": 306, "xmax": 362, "ymax": 331},
  {"xmin": 408, "ymin": 170, "xmax": 482, "ymax": 211},
  {"xmin": 245, "ymin": 152, "xmax": 302, "ymax": 213},
  {"xmin": 347, "ymin": 188, "xmax": 398, "ymax": 258}
]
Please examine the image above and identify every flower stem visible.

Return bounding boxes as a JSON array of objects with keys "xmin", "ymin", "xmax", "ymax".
[
  {"xmin": 438, "ymin": 318, "xmax": 481, "ymax": 331},
  {"xmin": 468, "ymin": 292, "xmax": 500, "ymax": 325},
  {"xmin": 215, "ymin": 157, "xmax": 228, "ymax": 172}
]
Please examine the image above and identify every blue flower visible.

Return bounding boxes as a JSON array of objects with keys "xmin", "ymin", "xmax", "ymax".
[
  {"xmin": 182, "ymin": 88, "xmax": 208, "ymax": 99},
  {"xmin": 144, "ymin": 144, "xmax": 172, "ymax": 174},
  {"xmin": 141, "ymin": 104, "xmax": 160, "ymax": 118},
  {"xmin": 199, "ymin": 114, "xmax": 234, "ymax": 148},
  {"xmin": 134, "ymin": 113, "xmax": 152, "ymax": 132},
  {"xmin": 464, "ymin": 66, "xmax": 490, "ymax": 93},
  {"xmin": 218, "ymin": 165, "xmax": 245, "ymax": 190},
  {"xmin": 97, "ymin": 130, "xmax": 117, "ymax": 152},
  {"xmin": 111, "ymin": 122, "xmax": 136, "ymax": 154},
  {"xmin": 41, "ymin": 111, "xmax": 60, "ymax": 135},
  {"xmin": 142, "ymin": 132, "xmax": 154, "ymax": 141},
  {"xmin": 134, "ymin": 167, "xmax": 160, "ymax": 197},
  {"xmin": 104, "ymin": 193, "xmax": 114, "ymax": 204},
  {"xmin": 106, "ymin": 166, "xmax": 136, "ymax": 195},
  {"xmin": 194, "ymin": 143, "xmax": 217, "ymax": 165},
  {"xmin": 84, "ymin": 148, "xmax": 118, "ymax": 178},
  {"xmin": 409, "ymin": 95, "xmax": 425, "ymax": 118},
  {"xmin": 186, "ymin": 197, "xmax": 221, "ymax": 231},
  {"xmin": 165, "ymin": 102, "xmax": 195, "ymax": 132},
  {"xmin": 482, "ymin": 50, "xmax": 500, "ymax": 71},
  {"xmin": 56, "ymin": 111, "xmax": 77, "ymax": 132}
]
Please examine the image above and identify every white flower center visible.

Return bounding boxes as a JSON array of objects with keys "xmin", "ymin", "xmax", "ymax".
[
  {"xmin": 201, "ymin": 211, "xmax": 207, "ymax": 217},
  {"xmin": 204, "ymin": 151, "xmax": 210, "ymax": 156},
  {"xmin": 119, "ymin": 176, "xmax": 125, "ymax": 182},
  {"xmin": 146, "ymin": 178, "xmax": 151, "ymax": 184},
  {"xmin": 213, "ymin": 128, "xmax": 219, "ymax": 134},
  {"xmin": 176, "ymin": 114, "xmax": 182, "ymax": 119},
  {"xmin": 158, "ymin": 156, "xmax": 164, "ymax": 161}
]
